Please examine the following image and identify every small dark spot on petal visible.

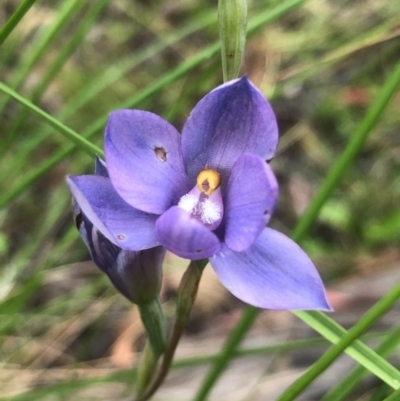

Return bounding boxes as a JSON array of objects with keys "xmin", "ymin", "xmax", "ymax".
[
  {"xmin": 155, "ymin": 147, "xmax": 167, "ymax": 162},
  {"xmin": 117, "ymin": 234, "xmax": 126, "ymax": 240},
  {"xmin": 195, "ymin": 249, "xmax": 202, "ymax": 253},
  {"xmin": 74, "ymin": 212, "xmax": 83, "ymax": 230}
]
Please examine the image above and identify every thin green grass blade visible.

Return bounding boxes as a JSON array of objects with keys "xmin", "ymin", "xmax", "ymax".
[
  {"xmin": 321, "ymin": 325, "xmax": 400, "ymax": 401},
  {"xmin": 0, "ymin": 0, "xmax": 85, "ymax": 112},
  {"xmin": 382, "ymin": 387, "xmax": 400, "ymax": 401},
  {"xmin": 370, "ymin": 383, "xmax": 392, "ymax": 401},
  {"xmin": 0, "ymin": 332, "xmax": 387, "ymax": 401},
  {"xmin": 0, "ymin": 0, "xmax": 112, "ymax": 155},
  {"xmin": 193, "ymin": 53, "xmax": 400, "ymax": 401},
  {"xmin": 31, "ymin": 0, "xmax": 111, "ymax": 101},
  {"xmin": 276, "ymin": 283, "xmax": 400, "ymax": 401},
  {"xmin": 290, "ymin": 61, "xmax": 400, "ymax": 242},
  {"xmin": 0, "ymin": 81, "xmax": 102, "ymax": 156},
  {"xmin": 295, "ymin": 311, "xmax": 400, "ymax": 384},
  {"xmin": 0, "ymin": 0, "xmax": 38, "ymax": 46}
]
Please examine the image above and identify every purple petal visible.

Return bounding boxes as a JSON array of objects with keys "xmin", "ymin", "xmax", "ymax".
[
  {"xmin": 105, "ymin": 110, "xmax": 190, "ymax": 214},
  {"xmin": 75, "ymin": 203, "xmax": 165, "ymax": 304},
  {"xmin": 224, "ymin": 154, "xmax": 278, "ymax": 252},
  {"xmin": 211, "ymin": 228, "xmax": 331, "ymax": 310},
  {"xmin": 94, "ymin": 155, "xmax": 109, "ymax": 177},
  {"xmin": 156, "ymin": 206, "xmax": 221, "ymax": 260},
  {"xmin": 181, "ymin": 77, "xmax": 279, "ymax": 183},
  {"xmin": 67, "ymin": 175, "xmax": 159, "ymax": 250}
]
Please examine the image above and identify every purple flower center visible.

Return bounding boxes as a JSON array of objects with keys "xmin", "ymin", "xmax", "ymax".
[{"xmin": 177, "ymin": 168, "xmax": 224, "ymax": 231}]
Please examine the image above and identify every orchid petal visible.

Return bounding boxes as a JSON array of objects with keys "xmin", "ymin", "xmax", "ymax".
[
  {"xmin": 67, "ymin": 175, "xmax": 159, "ymax": 250},
  {"xmin": 94, "ymin": 155, "xmax": 109, "ymax": 177},
  {"xmin": 181, "ymin": 77, "xmax": 279, "ymax": 183},
  {"xmin": 105, "ymin": 110, "xmax": 190, "ymax": 214},
  {"xmin": 224, "ymin": 154, "xmax": 278, "ymax": 252},
  {"xmin": 156, "ymin": 206, "xmax": 221, "ymax": 260},
  {"xmin": 211, "ymin": 228, "xmax": 331, "ymax": 310},
  {"xmin": 74, "ymin": 200, "xmax": 164, "ymax": 304}
]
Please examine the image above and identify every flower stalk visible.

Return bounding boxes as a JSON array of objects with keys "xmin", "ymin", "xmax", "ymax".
[
  {"xmin": 218, "ymin": 0, "xmax": 248, "ymax": 82},
  {"xmin": 135, "ymin": 296, "xmax": 168, "ymax": 398},
  {"xmin": 136, "ymin": 259, "xmax": 208, "ymax": 401},
  {"xmin": 135, "ymin": 341, "xmax": 159, "ymax": 398},
  {"xmin": 137, "ymin": 296, "xmax": 168, "ymax": 358}
]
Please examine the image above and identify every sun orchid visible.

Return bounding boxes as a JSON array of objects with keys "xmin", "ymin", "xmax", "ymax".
[{"xmin": 67, "ymin": 76, "xmax": 331, "ymax": 310}]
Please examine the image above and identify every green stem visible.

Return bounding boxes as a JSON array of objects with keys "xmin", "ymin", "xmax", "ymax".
[
  {"xmin": 136, "ymin": 259, "xmax": 208, "ymax": 401},
  {"xmin": 219, "ymin": 0, "xmax": 247, "ymax": 82},
  {"xmin": 193, "ymin": 56, "xmax": 400, "ymax": 401},
  {"xmin": 135, "ymin": 341, "xmax": 158, "ymax": 398},
  {"xmin": 137, "ymin": 297, "xmax": 167, "ymax": 358},
  {"xmin": 0, "ymin": 0, "xmax": 38, "ymax": 46}
]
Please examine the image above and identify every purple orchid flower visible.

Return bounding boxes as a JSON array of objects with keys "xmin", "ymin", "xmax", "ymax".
[
  {"xmin": 67, "ymin": 76, "xmax": 331, "ymax": 311},
  {"xmin": 72, "ymin": 156, "xmax": 165, "ymax": 305}
]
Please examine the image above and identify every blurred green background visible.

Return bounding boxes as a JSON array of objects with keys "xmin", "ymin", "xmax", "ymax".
[{"xmin": 1, "ymin": 0, "xmax": 400, "ymax": 400}]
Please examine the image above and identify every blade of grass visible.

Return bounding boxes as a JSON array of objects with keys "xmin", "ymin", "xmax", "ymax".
[
  {"xmin": 0, "ymin": 331, "xmax": 387, "ymax": 401},
  {"xmin": 370, "ymin": 383, "xmax": 392, "ymax": 401},
  {"xmin": 295, "ymin": 311, "xmax": 400, "ymax": 384},
  {"xmin": 321, "ymin": 324, "xmax": 400, "ymax": 401},
  {"xmin": 0, "ymin": 0, "xmax": 112, "ymax": 155},
  {"xmin": 0, "ymin": 81, "xmax": 102, "ymax": 156},
  {"xmin": 382, "ymin": 387, "xmax": 400, "ymax": 401},
  {"xmin": 0, "ymin": 0, "xmax": 38, "ymax": 46},
  {"xmin": 0, "ymin": 0, "xmax": 85, "ymax": 112},
  {"xmin": 193, "ymin": 55, "xmax": 400, "ymax": 401},
  {"xmin": 276, "ymin": 282, "xmax": 400, "ymax": 401}
]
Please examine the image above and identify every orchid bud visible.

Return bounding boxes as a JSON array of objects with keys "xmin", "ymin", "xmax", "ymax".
[{"xmin": 71, "ymin": 156, "xmax": 164, "ymax": 305}]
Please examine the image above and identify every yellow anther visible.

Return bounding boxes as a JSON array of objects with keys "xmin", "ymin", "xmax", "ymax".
[{"xmin": 196, "ymin": 169, "xmax": 221, "ymax": 195}]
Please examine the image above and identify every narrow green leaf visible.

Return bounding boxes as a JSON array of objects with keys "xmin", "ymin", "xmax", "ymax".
[
  {"xmin": 0, "ymin": 0, "xmax": 38, "ymax": 46},
  {"xmin": 0, "ymin": 0, "xmax": 85, "ymax": 112},
  {"xmin": 0, "ymin": 81, "xmax": 102, "ymax": 157},
  {"xmin": 382, "ymin": 387, "xmax": 400, "ymax": 401},
  {"xmin": 321, "ymin": 325, "xmax": 400, "ymax": 401},
  {"xmin": 0, "ymin": 0, "xmax": 112, "ymax": 155},
  {"xmin": 277, "ymin": 283, "xmax": 400, "ymax": 401},
  {"xmin": 0, "ymin": 331, "xmax": 387, "ymax": 401}
]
